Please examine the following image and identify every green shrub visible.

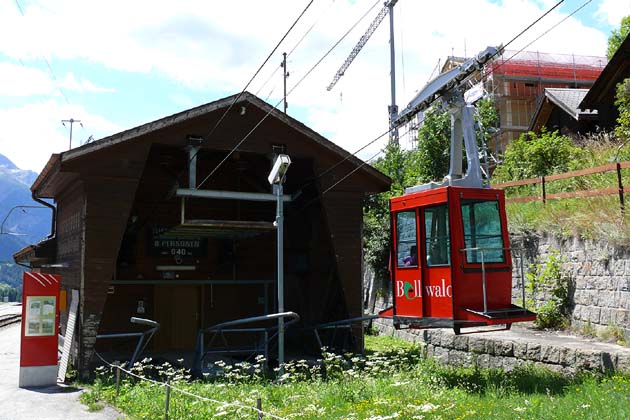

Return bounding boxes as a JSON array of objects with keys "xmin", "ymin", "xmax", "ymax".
[
  {"xmin": 494, "ymin": 129, "xmax": 584, "ymax": 183},
  {"xmin": 526, "ymin": 250, "xmax": 572, "ymax": 329}
]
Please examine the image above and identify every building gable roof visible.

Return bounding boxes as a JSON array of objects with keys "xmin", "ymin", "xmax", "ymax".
[
  {"xmin": 580, "ymin": 34, "xmax": 630, "ymax": 110},
  {"xmin": 529, "ymin": 88, "xmax": 596, "ymax": 132},
  {"xmin": 32, "ymin": 92, "xmax": 390, "ymax": 194}
]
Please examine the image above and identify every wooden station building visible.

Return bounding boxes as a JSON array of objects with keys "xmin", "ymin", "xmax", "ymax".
[{"xmin": 14, "ymin": 92, "xmax": 390, "ymax": 377}]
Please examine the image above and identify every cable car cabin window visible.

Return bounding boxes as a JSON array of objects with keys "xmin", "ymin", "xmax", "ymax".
[
  {"xmin": 461, "ymin": 199, "xmax": 505, "ymax": 264},
  {"xmin": 396, "ymin": 211, "xmax": 418, "ymax": 268},
  {"xmin": 425, "ymin": 205, "xmax": 450, "ymax": 266}
]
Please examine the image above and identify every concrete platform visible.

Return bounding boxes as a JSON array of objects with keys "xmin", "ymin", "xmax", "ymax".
[{"xmin": 0, "ymin": 322, "xmax": 122, "ymax": 420}]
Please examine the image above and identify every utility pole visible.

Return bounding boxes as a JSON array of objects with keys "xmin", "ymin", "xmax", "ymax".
[
  {"xmin": 387, "ymin": 0, "xmax": 398, "ymax": 145},
  {"xmin": 61, "ymin": 118, "xmax": 82, "ymax": 150},
  {"xmin": 281, "ymin": 52, "xmax": 289, "ymax": 114}
]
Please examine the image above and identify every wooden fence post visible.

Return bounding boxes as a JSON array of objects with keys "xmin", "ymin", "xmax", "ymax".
[
  {"xmin": 115, "ymin": 366, "xmax": 121, "ymax": 397},
  {"xmin": 541, "ymin": 176, "xmax": 546, "ymax": 204},
  {"xmin": 617, "ymin": 162, "xmax": 625, "ymax": 219},
  {"xmin": 257, "ymin": 398, "xmax": 263, "ymax": 420},
  {"xmin": 164, "ymin": 381, "xmax": 171, "ymax": 420}
]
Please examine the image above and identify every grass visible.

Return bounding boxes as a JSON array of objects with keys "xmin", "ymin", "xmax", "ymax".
[
  {"xmin": 82, "ymin": 335, "xmax": 630, "ymax": 419},
  {"xmin": 500, "ymin": 135, "xmax": 630, "ymax": 244}
]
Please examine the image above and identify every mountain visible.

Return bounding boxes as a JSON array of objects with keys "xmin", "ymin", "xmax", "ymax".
[{"xmin": 0, "ymin": 153, "xmax": 51, "ymax": 261}]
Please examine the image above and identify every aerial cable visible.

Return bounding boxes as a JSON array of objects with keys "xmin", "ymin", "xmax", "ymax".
[
  {"xmin": 255, "ymin": 0, "xmax": 336, "ymax": 97},
  {"xmin": 493, "ymin": 0, "xmax": 564, "ymax": 59},
  {"xmin": 501, "ymin": 0, "xmax": 592, "ymax": 67},
  {"xmin": 14, "ymin": 0, "xmax": 71, "ymax": 105},
  {"xmin": 189, "ymin": 0, "xmax": 315, "ymax": 165},
  {"xmin": 293, "ymin": 126, "xmax": 414, "ymax": 213},
  {"xmin": 196, "ymin": 0, "xmax": 381, "ymax": 189},
  {"xmin": 293, "ymin": 0, "xmax": 582, "ymax": 203}
]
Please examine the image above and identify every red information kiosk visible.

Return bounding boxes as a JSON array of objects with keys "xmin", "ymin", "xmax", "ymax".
[{"xmin": 19, "ymin": 272, "xmax": 60, "ymax": 387}]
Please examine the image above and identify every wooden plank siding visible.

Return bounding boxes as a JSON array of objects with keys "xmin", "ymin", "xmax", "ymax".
[
  {"xmin": 25, "ymin": 93, "xmax": 390, "ymax": 376},
  {"xmin": 321, "ymin": 190, "xmax": 365, "ymax": 351}
]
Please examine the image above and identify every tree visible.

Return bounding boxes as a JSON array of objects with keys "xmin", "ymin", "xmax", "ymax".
[
  {"xmin": 411, "ymin": 105, "xmax": 451, "ymax": 183},
  {"xmin": 363, "ymin": 142, "xmax": 412, "ymax": 281},
  {"xmin": 615, "ymin": 78, "xmax": 630, "ymax": 141},
  {"xmin": 607, "ymin": 15, "xmax": 630, "ymax": 59}
]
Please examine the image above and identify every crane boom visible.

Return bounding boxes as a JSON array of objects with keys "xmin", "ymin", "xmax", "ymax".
[{"xmin": 326, "ymin": 0, "xmax": 398, "ymax": 91}]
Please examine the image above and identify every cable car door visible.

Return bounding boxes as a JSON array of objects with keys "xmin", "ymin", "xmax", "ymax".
[
  {"xmin": 422, "ymin": 204, "xmax": 453, "ymax": 319},
  {"xmin": 393, "ymin": 210, "xmax": 423, "ymax": 318}
]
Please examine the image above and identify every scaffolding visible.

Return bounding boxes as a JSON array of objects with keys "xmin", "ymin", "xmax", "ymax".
[{"xmin": 486, "ymin": 50, "xmax": 606, "ymax": 155}]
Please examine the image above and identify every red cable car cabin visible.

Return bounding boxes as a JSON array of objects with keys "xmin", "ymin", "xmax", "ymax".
[{"xmin": 381, "ymin": 185, "xmax": 535, "ymax": 334}]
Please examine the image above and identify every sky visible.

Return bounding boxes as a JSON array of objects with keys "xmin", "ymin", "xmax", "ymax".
[{"xmin": 0, "ymin": 0, "xmax": 628, "ymax": 173}]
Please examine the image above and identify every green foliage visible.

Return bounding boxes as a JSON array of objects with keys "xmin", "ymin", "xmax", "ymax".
[
  {"xmin": 364, "ymin": 142, "xmax": 420, "ymax": 281},
  {"xmin": 0, "ymin": 263, "xmax": 24, "ymax": 289},
  {"xmin": 607, "ymin": 15, "xmax": 630, "ymax": 59},
  {"xmin": 82, "ymin": 338, "xmax": 630, "ymax": 420},
  {"xmin": 615, "ymin": 78, "xmax": 630, "ymax": 142},
  {"xmin": 526, "ymin": 250, "xmax": 571, "ymax": 330},
  {"xmin": 0, "ymin": 283, "xmax": 19, "ymax": 302},
  {"xmin": 493, "ymin": 129, "xmax": 584, "ymax": 182},
  {"xmin": 475, "ymin": 98, "xmax": 500, "ymax": 145},
  {"xmin": 414, "ymin": 104, "xmax": 451, "ymax": 183}
]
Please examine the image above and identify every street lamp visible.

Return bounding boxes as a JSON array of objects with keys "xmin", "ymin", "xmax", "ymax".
[{"xmin": 268, "ymin": 154, "xmax": 291, "ymax": 371}]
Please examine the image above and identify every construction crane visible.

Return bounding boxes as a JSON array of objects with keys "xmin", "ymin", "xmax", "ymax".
[
  {"xmin": 327, "ymin": 0, "xmax": 399, "ymax": 142},
  {"xmin": 326, "ymin": 0, "xmax": 397, "ymax": 91}
]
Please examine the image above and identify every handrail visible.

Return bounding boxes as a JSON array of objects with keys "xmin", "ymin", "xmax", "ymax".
[
  {"xmin": 194, "ymin": 312, "xmax": 300, "ymax": 375},
  {"xmin": 310, "ymin": 314, "xmax": 379, "ymax": 351},
  {"xmin": 201, "ymin": 311, "xmax": 300, "ymax": 332},
  {"xmin": 96, "ymin": 317, "xmax": 160, "ymax": 369},
  {"xmin": 459, "ymin": 247, "xmax": 527, "ymax": 314}
]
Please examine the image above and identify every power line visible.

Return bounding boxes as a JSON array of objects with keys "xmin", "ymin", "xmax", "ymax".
[
  {"xmin": 501, "ymin": 0, "xmax": 593, "ymax": 67},
  {"xmin": 194, "ymin": 0, "xmax": 315, "ymax": 160},
  {"xmin": 196, "ymin": 0, "xmax": 384, "ymax": 189},
  {"xmin": 295, "ymin": 0, "xmax": 577, "ymax": 202},
  {"xmin": 255, "ymin": 0, "xmax": 336, "ymax": 98},
  {"xmin": 14, "ymin": 0, "xmax": 71, "ymax": 105}
]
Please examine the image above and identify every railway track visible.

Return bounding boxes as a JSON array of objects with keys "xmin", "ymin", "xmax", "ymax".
[{"xmin": 0, "ymin": 314, "xmax": 21, "ymax": 328}]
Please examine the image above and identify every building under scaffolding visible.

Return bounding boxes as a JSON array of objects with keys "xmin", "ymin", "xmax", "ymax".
[
  {"xmin": 486, "ymin": 50, "xmax": 605, "ymax": 154},
  {"xmin": 407, "ymin": 50, "xmax": 606, "ymax": 157}
]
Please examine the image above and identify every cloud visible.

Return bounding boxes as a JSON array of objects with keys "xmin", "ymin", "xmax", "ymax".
[
  {"xmin": 0, "ymin": 101, "xmax": 122, "ymax": 172},
  {"xmin": 0, "ymin": 62, "xmax": 51, "ymax": 96},
  {"xmin": 0, "ymin": 0, "xmax": 612, "ymax": 172},
  {"xmin": 596, "ymin": 0, "xmax": 630, "ymax": 27},
  {"xmin": 59, "ymin": 73, "xmax": 115, "ymax": 93},
  {"xmin": 0, "ymin": 62, "xmax": 113, "ymax": 96}
]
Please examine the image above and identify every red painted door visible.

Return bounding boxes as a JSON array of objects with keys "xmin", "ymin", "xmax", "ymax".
[
  {"xmin": 421, "ymin": 204, "xmax": 453, "ymax": 319},
  {"xmin": 392, "ymin": 210, "xmax": 423, "ymax": 318}
]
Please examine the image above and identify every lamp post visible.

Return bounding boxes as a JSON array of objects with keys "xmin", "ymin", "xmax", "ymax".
[{"xmin": 268, "ymin": 154, "xmax": 291, "ymax": 372}]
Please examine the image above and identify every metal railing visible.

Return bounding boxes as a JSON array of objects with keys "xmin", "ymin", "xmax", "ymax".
[
  {"xmin": 311, "ymin": 314, "xmax": 379, "ymax": 350},
  {"xmin": 193, "ymin": 311, "xmax": 300, "ymax": 374},
  {"xmin": 459, "ymin": 246, "xmax": 527, "ymax": 314},
  {"xmin": 96, "ymin": 317, "xmax": 160, "ymax": 369}
]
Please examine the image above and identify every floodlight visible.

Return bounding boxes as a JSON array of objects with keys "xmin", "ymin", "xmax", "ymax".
[{"xmin": 268, "ymin": 154, "xmax": 291, "ymax": 185}]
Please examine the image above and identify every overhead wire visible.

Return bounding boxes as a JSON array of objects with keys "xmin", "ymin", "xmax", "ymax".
[
  {"xmin": 255, "ymin": 0, "xmax": 336, "ymax": 98},
  {"xmin": 293, "ymin": 0, "xmax": 583, "ymax": 203},
  {"xmin": 196, "ymin": 0, "xmax": 381, "ymax": 190},
  {"xmin": 14, "ymin": 0, "xmax": 71, "ymax": 105},
  {"xmin": 500, "ymin": 0, "xmax": 593, "ymax": 67},
  {"xmin": 189, "ymin": 0, "xmax": 315, "ymax": 165}
]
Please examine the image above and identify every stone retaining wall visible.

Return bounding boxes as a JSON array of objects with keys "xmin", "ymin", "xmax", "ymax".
[
  {"xmin": 373, "ymin": 320, "xmax": 630, "ymax": 373},
  {"xmin": 366, "ymin": 232, "xmax": 630, "ymax": 372},
  {"xmin": 512, "ymin": 233, "xmax": 630, "ymax": 336}
]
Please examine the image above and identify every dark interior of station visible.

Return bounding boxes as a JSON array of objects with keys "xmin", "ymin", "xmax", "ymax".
[{"xmin": 95, "ymin": 144, "xmax": 354, "ymax": 367}]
